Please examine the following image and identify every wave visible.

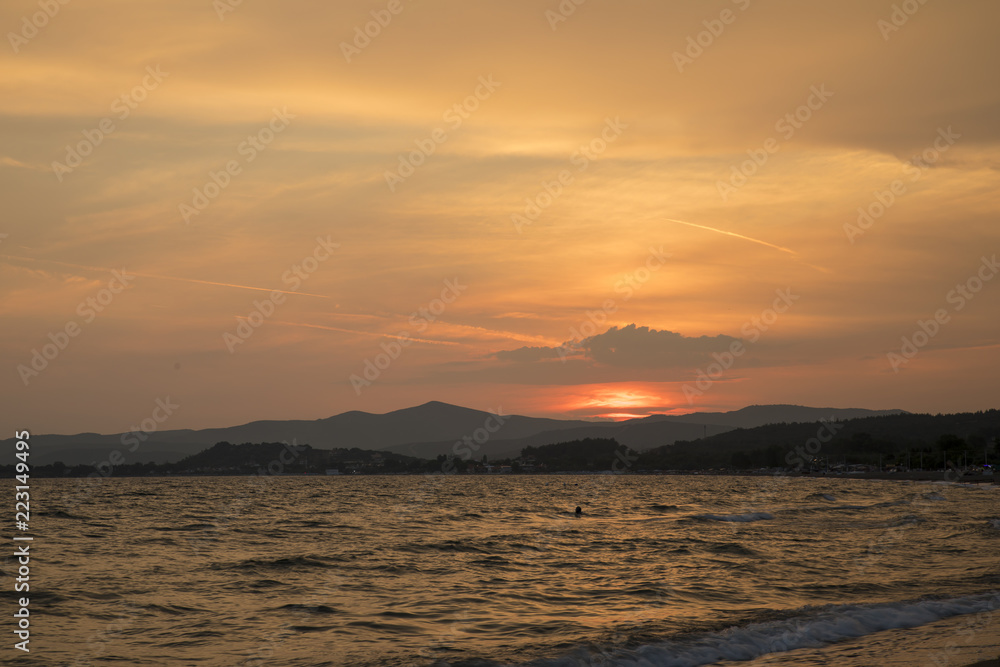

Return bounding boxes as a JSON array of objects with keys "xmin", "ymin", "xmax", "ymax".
[
  {"xmin": 692, "ymin": 512, "xmax": 773, "ymax": 523},
  {"xmin": 132, "ymin": 536, "xmax": 179, "ymax": 546},
  {"xmin": 39, "ymin": 509, "xmax": 86, "ymax": 520},
  {"xmin": 150, "ymin": 523, "xmax": 217, "ymax": 532},
  {"xmin": 806, "ymin": 492, "xmax": 837, "ymax": 501},
  {"xmin": 520, "ymin": 592, "xmax": 1000, "ymax": 667},
  {"xmin": 872, "ymin": 499, "xmax": 912, "ymax": 508},
  {"xmin": 706, "ymin": 542, "xmax": 758, "ymax": 556},
  {"xmin": 796, "ymin": 501, "xmax": 905, "ymax": 513},
  {"xmin": 289, "ymin": 624, "xmax": 336, "ymax": 633},
  {"xmin": 273, "ymin": 603, "xmax": 340, "ymax": 615},
  {"xmin": 211, "ymin": 555, "xmax": 338, "ymax": 571},
  {"xmin": 136, "ymin": 602, "xmax": 209, "ymax": 615},
  {"xmin": 649, "ymin": 504, "xmax": 680, "ymax": 512},
  {"xmin": 886, "ymin": 514, "xmax": 924, "ymax": 527},
  {"xmin": 245, "ymin": 579, "xmax": 288, "ymax": 589},
  {"xmin": 400, "ymin": 540, "xmax": 490, "ymax": 554}
]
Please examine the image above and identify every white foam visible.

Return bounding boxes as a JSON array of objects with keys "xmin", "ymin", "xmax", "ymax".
[{"xmin": 531, "ymin": 593, "xmax": 1000, "ymax": 667}]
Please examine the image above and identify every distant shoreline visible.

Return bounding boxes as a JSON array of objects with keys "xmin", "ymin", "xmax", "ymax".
[
  {"xmin": 756, "ymin": 470, "xmax": 996, "ymax": 484},
  {"xmin": 20, "ymin": 469, "xmax": 997, "ymax": 483}
]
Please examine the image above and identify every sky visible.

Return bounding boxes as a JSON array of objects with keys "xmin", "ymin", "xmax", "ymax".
[{"xmin": 2, "ymin": 0, "xmax": 999, "ymax": 436}]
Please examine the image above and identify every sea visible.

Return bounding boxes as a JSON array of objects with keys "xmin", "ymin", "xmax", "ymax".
[{"xmin": 9, "ymin": 474, "xmax": 1000, "ymax": 666}]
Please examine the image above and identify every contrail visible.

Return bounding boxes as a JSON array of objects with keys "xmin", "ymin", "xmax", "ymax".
[
  {"xmin": 0, "ymin": 156, "xmax": 47, "ymax": 171},
  {"xmin": 663, "ymin": 219, "xmax": 798, "ymax": 255},
  {"xmin": 0, "ymin": 254, "xmax": 333, "ymax": 299},
  {"xmin": 270, "ymin": 320, "xmax": 468, "ymax": 347},
  {"xmin": 283, "ymin": 317, "xmax": 559, "ymax": 347},
  {"xmin": 663, "ymin": 218, "xmax": 832, "ymax": 273},
  {"xmin": 431, "ymin": 321, "xmax": 563, "ymax": 346}
]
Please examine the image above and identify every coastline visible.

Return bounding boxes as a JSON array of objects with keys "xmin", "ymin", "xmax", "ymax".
[
  {"xmin": 715, "ymin": 608, "xmax": 1000, "ymax": 667},
  {"xmin": 17, "ymin": 469, "xmax": 999, "ymax": 481},
  {"xmin": 790, "ymin": 470, "xmax": 996, "ymax": 483}
]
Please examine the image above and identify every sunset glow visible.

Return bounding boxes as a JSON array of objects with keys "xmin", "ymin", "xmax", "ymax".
[
  {"xmin": 546, "ymin": 384, "xmax": 681, "ymax": 421},
  {"xmin": 6, "ymin": 5, "xmax": 1000, "ymax": 666},
  {"xmin": 2, "ymin": 0, "xmax": 999, "ymax": 435}
]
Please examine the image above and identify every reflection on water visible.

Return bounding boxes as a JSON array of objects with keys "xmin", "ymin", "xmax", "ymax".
[{"xmin": 14, "ymin": 475, "xmax": 1000, "ymax": 666}]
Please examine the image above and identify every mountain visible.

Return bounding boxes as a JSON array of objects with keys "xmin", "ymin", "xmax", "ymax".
[
  {"xmin": 637, "ymin": 409, "xmax": 1000, "ymax": 470},
  {"xmin": 387, "ymin": 405, "xmax": 907, "ymax": 460},
  {"xmin": 383, "ymin": 419, "xmax": 718, "ymax": 460},
  {"xmin": 655, "ymin": 404, "xmax": 908, "ymax": 428},
  {"xmin": 11, "ymin": 402, "xmax": 905, "ymax": 465},
  {"xmin": 14, "ymin": 401, "xmax": 600, "ymax": 465}
]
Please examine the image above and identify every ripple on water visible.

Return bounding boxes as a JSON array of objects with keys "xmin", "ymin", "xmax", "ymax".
[
  {"xmin": 690, "ymin": 512, "xmax": 774, "ymax": 523},
  {"xmin": 272, "ymin": 603, "xmax": 342, "ymax": 614},
  {"xmin": 28, "ymin": 475, "xmax": 1000, "ymax": 667},
  {"xmin": 210, "ymin": 555, "xmax": 340, "ymax": 572}
]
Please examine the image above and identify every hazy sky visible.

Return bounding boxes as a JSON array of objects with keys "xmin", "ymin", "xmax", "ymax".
[{"xmin": 2, "ymin": 0, "xmax": 998, "ymax": 435}]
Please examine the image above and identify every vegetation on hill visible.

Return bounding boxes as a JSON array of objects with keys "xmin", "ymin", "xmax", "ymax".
[
  {"xmin": 12, "ymin": 441, "xmax": 426, "ymax": 477},
  {"xmin": 636, "ymin": 410, "xmax": 1000, "ymax": 470},
  {"xmin": 520, "ymin": 438, "xmax": 637, "ymax": 472},
  {"xmin": 7, "ymin": 409, "xmax": 998, "ymax": 477}
]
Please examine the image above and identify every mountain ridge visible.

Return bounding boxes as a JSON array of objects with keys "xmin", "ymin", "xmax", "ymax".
[{"xmin": 10, "ymin": 402, "xmax": 907, "ymax": 465}]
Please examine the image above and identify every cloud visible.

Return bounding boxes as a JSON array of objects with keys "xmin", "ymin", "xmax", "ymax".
[
  {"xmin": 495, "ymin": 346, "xmax": 564, "ymax": 363},
  {"xmin": 3, "ymin": 0, "xmax": 1000, "ymax": 434},
  {"xmin": 584, "ymin": 325, "xmax": 741, "ymax": 368},
  {"xmin": 498, "ymin": 324, "xmax": 742, "ymax": 369},
  {"xmin": 0, "ymin": 156, "xmax": 48, "ymax": 171}
]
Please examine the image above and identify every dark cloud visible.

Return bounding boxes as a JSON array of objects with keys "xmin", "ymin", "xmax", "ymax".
[
  {"xmin": 584, "ymin": 325, "xmax": 740, "ymax": 368},
  {"xmin": 497, "ymin": 324, "xmax": 741, "ymax": 369}
]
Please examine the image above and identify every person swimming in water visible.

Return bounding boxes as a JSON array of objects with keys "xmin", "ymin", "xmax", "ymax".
[{"xmin": 575, "ymin": 506, "xmax": 582, "ymax": 516}]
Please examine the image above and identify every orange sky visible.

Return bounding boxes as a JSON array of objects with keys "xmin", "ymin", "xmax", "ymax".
[{"xmin": 2, "ymin": 0, "xmax": 999, "ymax": 435}]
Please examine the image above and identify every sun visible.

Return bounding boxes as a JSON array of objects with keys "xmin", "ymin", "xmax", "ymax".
[{"xmin": 554, "ymin": 384, "xmax": 680, "ymax": 421}]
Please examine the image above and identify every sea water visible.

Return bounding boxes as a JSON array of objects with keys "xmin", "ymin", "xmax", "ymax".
[{"xmin": 11, "ymin": 474, "xmax": 1000, "ymax": 665}]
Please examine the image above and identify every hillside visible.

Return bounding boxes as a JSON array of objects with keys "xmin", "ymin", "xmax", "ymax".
[
  {"xmin": 389, "ymin": 406, "xmax": 906, "ymax": 460},
  {"xmin": 8, "ymin": 401, "xmax": 907, "ymax": 466},
  {"xmin": 636, "ymin": 409, "xmax": 1000, "ymax": 470}
]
